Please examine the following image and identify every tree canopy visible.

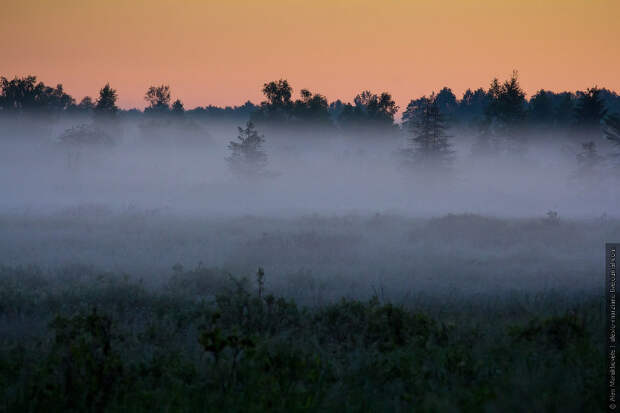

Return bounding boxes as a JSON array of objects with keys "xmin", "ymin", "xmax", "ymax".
[
  {"xmin": 94, "ymin": 83, "xmax": 118, "ymax": 119},
  {"xmin": 403, "ymin": 93, "xmax": 453, "ymax": 172},
  {"xmin": 485, "ymin": 71, "xmax": 527, "ymax": 135},
  {"xmin": 0, "ymin": 75, "xmax": 74, "ymax": 114},
  {"xmin": 574, "ymin": 87, "xmax": 607, "ymax": 139},
  {"xmin": 145, "ymin": 85, "xmax": 172, "ymax": 113}
]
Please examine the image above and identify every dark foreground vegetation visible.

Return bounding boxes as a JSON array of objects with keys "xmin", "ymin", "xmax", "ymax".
[
  {"xmin": 0, "ymin": 212, "xmax": 613, "ymax": 412},
  {"xmin": 0, "ymin": 265, "xmax": 605, "ymax": 412}
]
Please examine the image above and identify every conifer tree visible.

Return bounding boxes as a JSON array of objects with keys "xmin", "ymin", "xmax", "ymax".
[
  {"xmin": 403, "ymin": 93, "xmax": 453, "ymax": 172},
  {"xmin": 227, "ymin": 121, "xmax": 268, "ymax": 178}
]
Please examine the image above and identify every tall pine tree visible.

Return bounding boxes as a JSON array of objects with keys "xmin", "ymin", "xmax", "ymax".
[{"xmin": 403, "ymin": 93, "xmax": 453, "ymax": 173}]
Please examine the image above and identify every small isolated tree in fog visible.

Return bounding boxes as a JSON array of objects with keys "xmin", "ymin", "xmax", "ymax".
[
  {"xmin": 227, "ymin": 121, "xmax": 268, "ymax": 178},
  {"xmin": 403, "ymin": 94, "xmax": 453, "ymax": 172}
]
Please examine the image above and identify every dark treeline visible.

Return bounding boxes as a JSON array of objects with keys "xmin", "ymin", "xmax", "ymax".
[
  {"xmin": 2, "ymin": 71, "xmax": 619, "ymax": 133},
  {"xmin": 2, "ymin": 71, "xmax": 620, "ymax": 179}
]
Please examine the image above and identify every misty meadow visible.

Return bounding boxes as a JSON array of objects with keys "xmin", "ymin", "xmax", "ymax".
[{"xmin": 1, "ymin": 72, "xmax": 619, "ymax": 412}]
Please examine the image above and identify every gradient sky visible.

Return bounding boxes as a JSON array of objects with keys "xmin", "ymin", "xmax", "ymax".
[{"xmin": 1, "ymin": 0, "xmax": 618, "ymax": 110}]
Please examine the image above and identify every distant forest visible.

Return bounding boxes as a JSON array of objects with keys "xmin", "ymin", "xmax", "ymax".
[
  {"xmin": 1, "ymin": 71, "xmax": 619, "ymax": 130},
  {"xmin": 2, "ymin": 71, "xmax": 620, "ymax": 173}
]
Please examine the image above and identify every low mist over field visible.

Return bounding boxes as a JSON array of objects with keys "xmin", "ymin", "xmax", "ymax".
[
  {"xmin": 1, "ymin": 209, "xmax": 617, "ymax": 302},
  {"xmin": 1, "ymin": 120, "xmax": 619, "ymax": 218},
  {"xmin": 1, "ymin": 73, "xmax": 619, "ymax": 296}
]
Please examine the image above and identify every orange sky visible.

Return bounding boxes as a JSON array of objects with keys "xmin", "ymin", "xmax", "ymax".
[{"xmin": 1, "ymin": 0, "xmax": 618, "ymax": 110}]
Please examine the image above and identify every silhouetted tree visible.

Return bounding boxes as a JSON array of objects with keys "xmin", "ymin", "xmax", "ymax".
[
  {"xmin": 3, "ymin": 72, "xmax": 620, "ymax": 164},
  {"xmin": 145, "ymin": 85, "xmax": 171, "ymax": 113},
  {"xmin": 528, "ymin": 89, "xmax": 554, "ymax": 126},
  {"xmin": 94, "ymin": 83, "xmax": 118, "ymax": 119},
  {"xmin": 354, "ymin": 91, "xmax": 398, "ymax": 123},
  {"xmin": 456, "ymin": 88, "xmax": 489, "ymax": 125},
  {"xmin": 435, "ymin": 87, "xmax": 458, "ymax": 120},
  {"xmin": 328, "ymin": 100, "xmax": 345, "ymax": 122},
  {"xmin": 402, "ymin": 96, "xmax": 430, "ymax": 127},
  {"xmin": 251, "ymin": 81, "xmax": 335, "ymax": 133},
  {"xmin": 263, "ymin": 79, "xmax": 292, "ymax": 107},
  {"xmin": 171, "ymin": 99, "xmax": 185, "ymax": 116},
  {"xmin": 227, "ymin": 121, "xmax": 268, "ymax": 178},
  {"xmin": 485, "ymin": 71, "xmax": 527, "ymax": 136},
  {"xmin": 553, "ymin": 92, "xmax": 576, "ymax": 128},
  {"xmin": 252, "ymin": 79, "xmax": 293, "ymax": 124},
  {"xmin": 0, "ymin": 75, "xmax": 74, "ymax": 114},
  {"xmin": 292, "ymin": 89, "xmax": 331, "ymax": 126},
  {"xmin": 0, "ymin": 75, "xmax": 43, "ymax": 112},
  {"xmin": 403, "ymin": 93, "xmax": 453, "ymax": 171},
  {"xmin": 78, "ymin": 96, "xmax": 95, "ymax": 111},
  {"xmin": 337, "ymin": 91, "xmax": 398, "ymax": 135},
  {"xmin": 41, "ymin": 83, "xmax": 75, "ymax": 113}
]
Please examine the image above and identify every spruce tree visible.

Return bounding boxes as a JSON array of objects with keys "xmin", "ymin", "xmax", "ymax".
[
  {"xmin": 227, "ymin": 121, "xmax": 268, "ymax": 178},
  {"xmin": 404, "ymin": 94, "xmax": 453, "ymax": 172}
]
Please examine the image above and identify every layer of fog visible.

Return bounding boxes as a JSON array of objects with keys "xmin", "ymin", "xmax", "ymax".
[
  {"xmin": 1, "ymin": 210, "xmax": 616, "ymax": 303},
  {"xmin": 0, "ymin": 117, "xmax": 618, "ymax": 218}
]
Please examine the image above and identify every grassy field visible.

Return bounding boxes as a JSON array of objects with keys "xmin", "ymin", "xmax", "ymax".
[{"xmin": 0, "ymin": 211, "xmax": 614, "ymax": 412}]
